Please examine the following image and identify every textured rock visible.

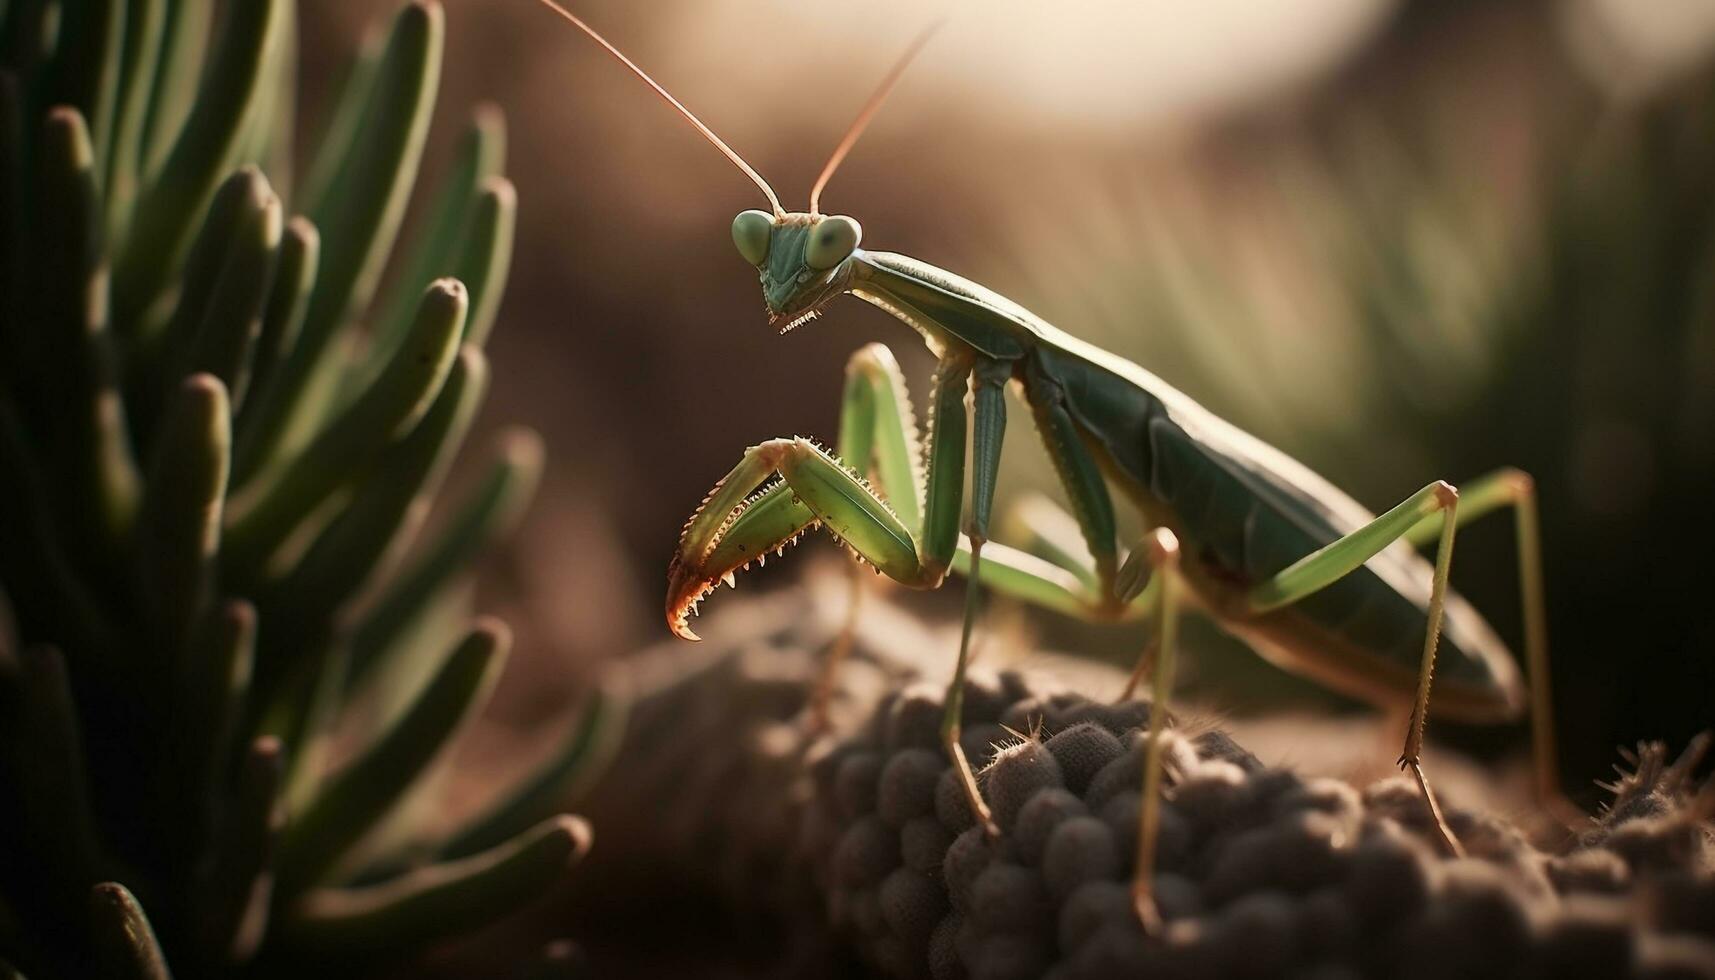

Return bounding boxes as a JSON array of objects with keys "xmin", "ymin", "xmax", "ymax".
[{"xmin": 799, "ymin": 676, "xmax": 1715, "ymax": 979}]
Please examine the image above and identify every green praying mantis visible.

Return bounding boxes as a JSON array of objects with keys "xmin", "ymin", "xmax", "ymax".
[{"xmin": 532, "ymin": 0, "xmax": 1568, "ymax": 928}]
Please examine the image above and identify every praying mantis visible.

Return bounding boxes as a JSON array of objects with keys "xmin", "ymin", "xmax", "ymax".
[{"xmin": 531, "ymin": 0, "xmax": 1565, "ymax": 929}]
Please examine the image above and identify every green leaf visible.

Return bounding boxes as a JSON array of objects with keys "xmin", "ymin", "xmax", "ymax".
[
  {"xmin": 224, "ymin": 278, "xmax": 466, "ymax": 580},
  {"xmin": 202, "ymin": 735, "xmax": 283, "ymax": 966},
  {"xmin": 168, "ymin": 599, "xmax": 254, "ymax": 849},
  {"xmin": 133, "ymin": 167, "xmax": 278, "ymax": 429},
  {"xmin": 237, "ymin": 0, "xmax": 293, "ymax": 197},
  {"xmin": 451, "ymin": 176, "xmax": 515, "ymax": 348},
  {"xmin": 439, "ymin": 686, "xmax": 627, "ymax": 861},
  {"xmin": 137, "ymin": 0, "xmax": 211, "ymax": 177},
  {"xmin": 133, "ymin": 374, "xmax": 229, "ymax": 654},
  {"xmin": 0, "ymin": 402, "xmax": 116, "ymax": 659},
  {"xmin": 0, "ymin": 646, "xmax": 102, "ymax": 903},
  {"xmin": 275, "ymin": 620, "xmax": 508, "ymax": 894},
  {"xmin": 233, "ymin": 215, "xmax": 319, "ymax": 468},
  {"xmin": 279, "ymin": 814, "xmax": 588, "ymax": 956},
  {"xmin": 365, "ymin": 105, "xmax": 505, "ymax": 365},
  {"xmin": 265, "ymin": 346, "xmax": 488, "ymax": 629},
  {"xmin": 113, "ymin": 0, "xmax": 286, "ymax": 329},
  {"xmin": 273, "ymin": 639, "xmax": 349, "ymax": 818},
  {"xmin": 0, "ymin": 0, "xmax": 53, "ymax": 78},
  {"xmin": 348, "ymin": 425, "xmax": 541, "ymax": 687},
  {"xmin": 89, "ymin": 882, "xmax": 170, "ymax": 980},
  {"xmin": 438, "ymin": 688, "xmax": 622, "ymax": 861},
  {"xmin": 295, "ymin": 21, "xmax": 381, "ymax": 218},
  {"xmin": 40, "ymin": 0, "xmax": 121, "ymax": 178},
  {"xmin": 270, "ymin": 2, "xmax": 442, "ymax": 463},
  {"xmin": 186, "ymin": 183, "xmax": 281, "ymax": 410},
  {"xmin": 101, "ymin": 0, "xmax": 164, "ymax": 240},
  {"xmin": 24, "ymin": 106, "xmax": 139, "ymax": 573}
]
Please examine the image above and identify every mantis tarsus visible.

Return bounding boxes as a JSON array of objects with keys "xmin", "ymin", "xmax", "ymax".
[{"xmin": 531, "ymin": 0, "xmax": 1566, "ymax": 929}]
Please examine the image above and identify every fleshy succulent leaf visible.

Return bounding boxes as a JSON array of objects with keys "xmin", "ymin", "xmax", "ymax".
[
  {"xmin": 90, "ymin": 883, "xmax": 171, "ymax": 980},
  {"xmin": 268, "ymin": 2, "xmax": 442, "ymax": 464},
  {"xmin": 27, "ymin": 106, "xmax": 139, "ymax": 577},
  {"xmin": 0, "ymin": 2, "xmax": 556, "ymax": 972},
  {"xmin": 224, "ymin": 278, "xmax": 467, "ymax": 580},
  {"xmin": 295, "ymin": 21, "xmax": 381, "ymax": 218},
  {"xmin": 279, "ymin": 814, "xmax": 589, "ymax": 958},
  {"xmin": 170, "ymin": 599, "xmax": 255, "ymax": 846},
  {"xmin": 237, "ymin": 0, "xmax": 294, "ymax": 195},
  {"xmin": 240, "ymin": 215, "xmax": 317, "ymax": 413},
  {"xmin": 113, "ymin": 0, "xmax": 286, "ymax": 329},
  {"xmin": 266, "ymin": 346, "xmax": 488, "ymax": 630},
  {"xmin": 203, "ymin": 735, "xmax": 284, "ymax": 966},
  {"xmin": 275, "ymin": 619, "xmax": 509, "ymax": 894},
  {"xmin": 232, "ymin": 213, "xmax": 319, "ymax": 483},
  {"xmin": 136, "ymin": 0, "xmax": 211, "ymax": 177},
  {"xmin": 185, "ymin": 183, "xmax": 282, "ymax": 410},
  {"xmin": 133, "ymin": 166, "xmax": 279, "ymax": 434},
  {"xmin": 366, "ymin": 104, "xmax": 505, "ymax": 363},
  {"xmin": 0, "ymin": 0, "xmax": 53, "ymax": 78},
  {"xmin": 0, "ymin": 403, "xmax": 117, "ymax": 659},
  {"xmin": 451, "ymin": 176, "xmax": 516, "ymax": 348},
  {"xmin": 101, "ymin": 0, "xmax": 163, "ymax": 240},
  {"xmin": 438, "ymin": 688, "xmax": 622, "ymax": 861},
  {"xmin": 347, "ymin": 425, "xmax": 542, "ymax": 690},
  {"xmin": 40, "ymin": 0, "xmax": 122, "ymax": 178},
  {"xmin": 0, "ymin": 647, "xmax": 102, "ymax": 909},
  {"xmin": 133, "ymin": 373, "xmax": 229, "ymax": 654}
]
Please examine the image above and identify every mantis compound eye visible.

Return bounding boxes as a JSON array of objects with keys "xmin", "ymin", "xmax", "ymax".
[
  {"xmin": 804, "ymin": 215, "xmax": 861, "ymax": 270},
  {"xmin": 731, "ymin": 210, "xmax": 773, "ymax": 266}
]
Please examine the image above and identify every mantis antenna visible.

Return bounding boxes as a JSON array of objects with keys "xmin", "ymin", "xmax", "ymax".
[
  {"xmin": 809, "ymin": 20, "xmax": 945, "ymax": 216},
  {"xmin": 530, "ymin": 0, "xmax": 786, "ymax": 217}
]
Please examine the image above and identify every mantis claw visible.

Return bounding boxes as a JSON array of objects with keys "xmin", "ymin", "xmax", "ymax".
[{"xmin": 665, "ymin": 454, "xmax": 824, "ymax": 640}]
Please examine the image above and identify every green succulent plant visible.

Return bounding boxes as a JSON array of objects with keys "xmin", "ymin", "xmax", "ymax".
[{"xmin": 0, "ymin": 1, "xmax": 610, "ymax": 976}]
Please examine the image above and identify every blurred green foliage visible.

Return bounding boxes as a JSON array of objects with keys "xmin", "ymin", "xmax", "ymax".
[{"xmin": 0, "ymin": 1, "xmax": 610, "ymax": 975}]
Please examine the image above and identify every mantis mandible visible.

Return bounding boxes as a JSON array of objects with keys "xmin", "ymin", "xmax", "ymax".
[{"xmin": 531, "ymin": 0, "xmax": 1565, "ymax": 929}]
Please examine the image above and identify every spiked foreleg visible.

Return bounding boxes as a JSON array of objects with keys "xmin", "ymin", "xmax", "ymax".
[
  {"xmin": 813, "ymin": 343, "xmax": 930, "ymax": 730},
  {"xmin": 664, "ymin": 350, "xmax": 974, "ymax": 639}
]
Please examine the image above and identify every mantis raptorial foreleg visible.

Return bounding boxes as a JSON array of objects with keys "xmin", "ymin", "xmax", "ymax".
[
  {"xmin": 807, "ymin": 345, "xmax": 929, "ymax": 732},
  {"xmin": 808, "ymin": 347, "xmax": 1149, "ymax": 726}
]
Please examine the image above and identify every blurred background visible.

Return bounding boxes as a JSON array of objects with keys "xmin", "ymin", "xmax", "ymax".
[{"xmin": 299, "ymin": 0, "xmax": 1714, "ymax": 809}]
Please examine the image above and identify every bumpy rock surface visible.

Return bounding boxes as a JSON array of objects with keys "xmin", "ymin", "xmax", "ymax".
[
  {"xmin": 572, "ymin": 589, "xmax": 1713, "ymax": 978},
  {"xmin": 800, "ymin": 674, "xmax": 1715, "ymax": 980}
]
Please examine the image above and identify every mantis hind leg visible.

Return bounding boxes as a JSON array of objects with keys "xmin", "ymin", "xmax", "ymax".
[
  {"xmin": 1247, "ymin": 480, "xmax": 1469, "ymax": 857},
  {"xmin": 1402, "ymin": 468, "xmax": 1573, "ymax": 825}
]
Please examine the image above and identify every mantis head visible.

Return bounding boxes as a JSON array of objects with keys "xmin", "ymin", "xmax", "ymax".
[
  {"xmin": 530, "ymin": 0, "xmax": 937, "ymax": 325},
  {"xmin": 732, "ymin": 210, "xmax": 863, "ymax": 333}
]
